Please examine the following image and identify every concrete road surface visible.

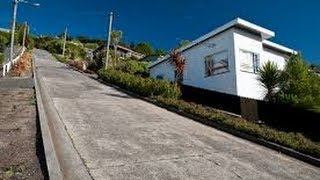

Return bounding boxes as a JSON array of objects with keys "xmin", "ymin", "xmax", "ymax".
[{"xmin": 34, "ymin": 49, "xmax": 320, "ymax": 180}]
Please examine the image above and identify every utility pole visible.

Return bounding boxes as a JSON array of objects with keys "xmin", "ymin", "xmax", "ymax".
[
  {"xmin": 105, "ymin": 12, "xmax": 113, "ymax": 69},
  {"xmin": 10, "ymin": 0, "xmax": 18, "ymax": 63},
  {"xmin": 9, "ymin": 0, "xmax": 39, "ymax": 63},
  {"xmin": 22, "ymin": 22, "xmax": 27, "ymax": 48},
  {"xmin": 62, "ymin": 27, "xmax": 67, "ymax": 57}
]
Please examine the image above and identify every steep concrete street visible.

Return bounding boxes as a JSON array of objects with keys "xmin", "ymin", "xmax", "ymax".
[{"xmin": 34, "ymin": 49, "xmax": 320, "ymax": 180}]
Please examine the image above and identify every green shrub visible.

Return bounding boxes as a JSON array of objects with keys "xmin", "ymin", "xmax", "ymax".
[
  {"xmin": 84, "ymin": 43, "xmax": 98, "ymax": 50},
  {"xmin": 65, "ymin": 42, "xmax": 86, "ymax": 60},
  {"xmin": 52, "ymin": 53, "xmax": 68, "ymax": 64},
  {"xmin": 276, "ymin": 55, "xmax": 320, "ymax": 108},
  {"xmin": 26, "ymin": 36, "xmax": 35, "ymax": 49},
  {"xmin": 0, "ymin": 53, "xmax": 4, "ymax": 65},
  {"xmin": 115, "ymin": 60, "xmax": 149, "ymax": 76},
  {"xmin": 98, "ymin": 69, "xmax": 181, "ymax": 99},
  {"xmin": 0, "ymin": 35, "xmax": 9, "ymax": 52},
  {"xmin": 154, "ymin": 96, "xmax": 320, "ymax": 158},
  {"xmin": 45, "ymin": 40, "xmax": 63, "ymax": 54}
]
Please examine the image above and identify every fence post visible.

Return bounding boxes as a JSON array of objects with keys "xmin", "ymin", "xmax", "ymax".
[{"xmin": 240, "ymin": 97, "xmax": 259, "ymax": 122}]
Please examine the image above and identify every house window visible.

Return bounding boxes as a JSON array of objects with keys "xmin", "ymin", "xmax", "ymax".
[
  {"xmin": 156, "ymin": 75, "xmax": 164, "ymax": 80},
  {"xmin": 240, "ymin": 50, "xmax": 260, "ymax": 73},
  {"xmin": 204, "ymin": 50, "xmax": 229, "ymax": 77}
]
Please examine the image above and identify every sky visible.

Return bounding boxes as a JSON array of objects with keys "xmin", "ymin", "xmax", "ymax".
[{"xmin": 0, "ymin": 0, "xmax": 319, "ymax": 63}]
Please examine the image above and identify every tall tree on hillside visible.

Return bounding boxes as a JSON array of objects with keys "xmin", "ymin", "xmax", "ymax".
[
  {"xmin": 168, "ymin": 50, "xmax": 186, "ymax": 84},
  {"xmin": 111, "ymin": 30, "xmax": 123, "ymax": 65},
  {"xmin": 134, "ymin": 42, "xmax": 154, "ymax": 55},
  {"xmin": 110, "ymin": 30, "xmax": 123, "ymax": 64},
  {"xmin": 0, "ymin": 35, "xmax": 9, "ymax": 52},
  {"xmin": 154, "ymin": 49, "xmax": 167, "ymax": 56},
  {"xmin": 258, "ymin": 61, "xmax": 281, "ymax": 101},
  {"xmin": 177, "ymin": 40, "xmax": 190, "ymax": 49}
]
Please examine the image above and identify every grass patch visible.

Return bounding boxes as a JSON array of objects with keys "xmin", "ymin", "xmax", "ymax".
[
  {"xmin": 153, "ymin": 96, "xmax": 320, "ymax": 158},
  {"xmin": 52, "ymin": 53, "xmax": 68, "ymax": 64},
  {"xmin": 0, "ymin": 164, "xmax": 24, "ymax": 179}
]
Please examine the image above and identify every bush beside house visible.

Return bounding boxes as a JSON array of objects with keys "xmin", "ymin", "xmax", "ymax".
[
  {"xmin": 258, "ymin": 55, "xmax": 320, "ymax": 110},
  {"xmin": 98, "ymin": 69, "xmax": 181, "ymax": 99}
]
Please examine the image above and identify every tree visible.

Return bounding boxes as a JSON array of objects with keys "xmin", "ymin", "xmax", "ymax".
[
  {"xmin": 154, "ymin": 49, "xmax": 167, "ymax": 56},
  {"xmin": 110, "ymin": 30, "xmax": 123, "ymax": 65},
  {"xmin": 258, "ymin": 61, "xmax": 281, "ymax": 101},
  {"xmin": 310, "ymin": 63, "xmax": 320, "ymax": 73},
  {"xmin": 0, "ymin": 35, "xmax": 8, "ymax": 52},
  {"xmin": 177, "ymin": 40, "xmax": 190, "ymax": 49},
  {"xmin": 134, "ymin": 42, "xmax": 154, "ymax": 55},
  {"xmin": 277, "ymin": 54, "xmax": 320, "ymax": 108},
  {"xmin": 15, "ymin": 23, "xmax": 25, "ymax": 46},
  {"xmin": 168, "ymin": 50, "xmax": 186, "ymax": 84}
]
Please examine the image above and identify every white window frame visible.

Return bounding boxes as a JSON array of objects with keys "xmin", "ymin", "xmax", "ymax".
[
  {"xmin": 239, "ymin": 49, "xmax": 260, "ymax": 74},
  {"xmin": 204, "ymin": 50, "xmax": 229, "ymax": 77}
]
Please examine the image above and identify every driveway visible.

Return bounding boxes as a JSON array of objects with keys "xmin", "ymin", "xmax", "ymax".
[{"xmin": 34, "ymin": 49, "xmax": 320, "ymax": 180}]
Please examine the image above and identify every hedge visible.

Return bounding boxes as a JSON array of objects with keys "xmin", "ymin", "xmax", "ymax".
[
  {"xmin": 98, "ymin": 69, "xmax": 181, "ymax": 99},
  {"xmin": 154, "ymin": 96, "xmax": 320, "ymax": 158}
]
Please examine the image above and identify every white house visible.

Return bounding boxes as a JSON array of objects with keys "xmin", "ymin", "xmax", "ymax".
[{"xmin": 149, "ymin": 18, "xmax": 297, "ymax": 100}]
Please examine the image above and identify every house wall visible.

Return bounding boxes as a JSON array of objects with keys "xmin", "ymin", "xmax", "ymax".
[
  {"xmin": 233, "ymin": 29, "xmax": 288, "ymax": 100},
  {"xmin": 150, "ymin": 29, "xmax": 237, "ymax": 95},
  {"xmin": 150, "ymin": 61, "xmax": 175, "ymax": 81},
  {"xmin": 181, "ymin": 29, "xmax": 238, "ymax": 95},
  {"xmin": 150, "ymin": 28, "xmax": 290, "ymax": 101}
]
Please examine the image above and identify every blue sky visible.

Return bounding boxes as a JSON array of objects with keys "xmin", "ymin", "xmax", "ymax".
[{"xmin": 0, "ymin": 0, "xmax": 319, "ymax": 63}]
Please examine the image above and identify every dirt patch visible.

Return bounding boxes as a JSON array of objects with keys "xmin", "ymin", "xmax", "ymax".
[
  {"xmin": 0, "ymin": 89, "xmax": 47, "ymax": 180},
  {"xmin": 9, "ymin": 51, "xmax": 33, "ymax": 77}
]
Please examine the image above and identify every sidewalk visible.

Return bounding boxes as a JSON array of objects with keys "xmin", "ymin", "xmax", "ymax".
[{"xmin": 34, "ymin": 49, "xmax": 320, "ymax": 180}]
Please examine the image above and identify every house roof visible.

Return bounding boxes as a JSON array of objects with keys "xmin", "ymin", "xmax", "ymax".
[
  {"xmin": 139, "ymin": 55, "xmax": 163, "ymax": 62},
  {"xmin": 149, "ymin": 18, "xmax": 296, "ymax": 68},
  {"xmin": 262, "ymin": 40, "xmax": 297, "ymax": 55},
  {"xmin": 112, "ymin": 45, "xmax": 145, "ymax": 57}
]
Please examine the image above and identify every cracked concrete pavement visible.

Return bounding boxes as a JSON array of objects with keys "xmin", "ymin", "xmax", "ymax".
[{"xmin": 34, "ymin": 49, "xmax": 320, "ymax": 180}]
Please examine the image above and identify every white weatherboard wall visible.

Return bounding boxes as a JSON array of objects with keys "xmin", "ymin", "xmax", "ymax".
[
  {"xmin": 150, "ymin": 29, "xmax": 238, "ymax": 96},
  {"xmin": 150, "ymin": 60, "xmax": 175, "ymax": 81},
  {"xmin": 150, "ymin": 21, "xmax": 293, "ymax": 101},
  {"xmin": 182, "ymin": 29, "xmax": 237, "ymax": 95},
  {"xmin": 233, "ymin": 29, "xmax": 287, "ymax": 100}
]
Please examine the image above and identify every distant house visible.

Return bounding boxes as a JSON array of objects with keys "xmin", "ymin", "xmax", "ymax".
[
  {"xmin": 149, "ymin": 18, "xmax": 297, "ymax": 100},
  {"xmin": 113, "ymin": 45, "xmax": 145, "ymax": 60},
  {"xmin": 93, "ymin": 44, "xmax": 145, "ymax": 60}
]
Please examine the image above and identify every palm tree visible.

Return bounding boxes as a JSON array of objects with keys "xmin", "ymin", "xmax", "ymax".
[
  {"xmin": 258, "ymin": 61, "xmax": 281, "ymax": 101},
  {"xmin": 110, "ymin": 30, "xmax": 123, "ymax": 66},
  {"xmin": 168, "ymin": 50, "xmax": 186, "ymax": 84}
]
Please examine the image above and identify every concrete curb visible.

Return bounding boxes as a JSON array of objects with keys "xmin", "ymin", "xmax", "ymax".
[
  {"xmin": 33, "ymin": 53, "xmax": 93, "ymax": 179},
  {"xmin": 87, "ymin": 75, "xmax": 320, "ymax": 168}
]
